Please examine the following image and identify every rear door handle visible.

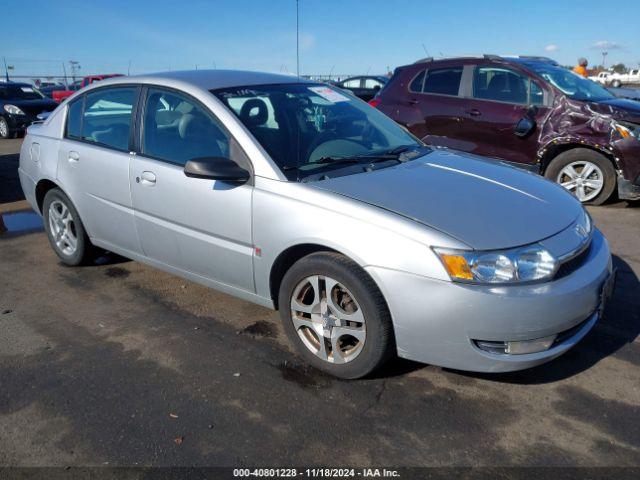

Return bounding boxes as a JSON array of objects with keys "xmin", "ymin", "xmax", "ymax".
[
  {"xmin": 466, "ymin": 109, "xmax": 482, "ymax": 117},
  {"xmin": 140, "ymin": 171, "xmax": 156, "ymax": 186},
  {"xmin": 68, "ymin": 151, "xmax": 80, "ymax": 163},
  {"xmin": 408, "ymin": 99, "xmax": 419, "ymax": 105}
]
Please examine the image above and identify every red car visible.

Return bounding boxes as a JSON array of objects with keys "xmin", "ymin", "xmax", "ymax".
[
  {"xmin": 52, "ymin": 74, "xmax": 124, "ymax": 103},
  {"xmin": 372, "ymin": 55, "xmax": 640, "ymax": 204}
]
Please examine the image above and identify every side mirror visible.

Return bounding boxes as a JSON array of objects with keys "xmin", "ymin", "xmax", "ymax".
[
  {"xmin": 184, "ymin": 157, "xmax": 250, "ymax": 183},
  {"xmin": 36, "ymin": 112, "xmax": 51, "ymax": 122},
  {"xmin": 373, "ymin": 85, "xmax": 381, "ymax": 91},
  {"xmin": 515, "ymin": 117, "xmax": 535, "ymax": 138}
]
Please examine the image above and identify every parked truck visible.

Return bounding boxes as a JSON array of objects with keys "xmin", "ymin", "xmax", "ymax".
[
  {"xmin": 609, "ymin": 69, "xmax": 640, "ymax": 88},
  {"xmin": 52, "ymin": 74, "xmax": 123, "ymax": 103}
]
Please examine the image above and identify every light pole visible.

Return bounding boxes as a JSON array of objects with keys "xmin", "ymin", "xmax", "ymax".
[
  {"xmin": 296, "ymin": 0, "xmax": 300, "ymax": 78},
  {"xmin": 602, "ymin": 51, "xmax": 608, "ymax": 68},
  {"xmin": 69, "ymin": 61, "xmax": 80, "ymax": 83}
]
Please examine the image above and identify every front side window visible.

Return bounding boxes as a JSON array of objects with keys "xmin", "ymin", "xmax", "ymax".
[
  {"xmin": 142, "ymin": 88, "xmax": 230, "ymax": 166},
  {"xmin": 363, "ymin": 78, "xmax": 384, "ymax": 89},
  {"xmin": 423, "ymin": 67, "xmax": 463, "ymax": 96},
  {"xmin": 213, "ymin": 84, "xmax": 420, "ymax": 181},
  {"xmin": 473, "ymin": 67, "xmax": 529, "ymax": 104},
  {"xmin": 80, "ymin": 87, "xmax": 136, "ymax": 151}
]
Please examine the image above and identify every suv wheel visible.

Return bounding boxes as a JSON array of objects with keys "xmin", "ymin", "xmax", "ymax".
[
  {"xmin": 43, "ymin": 188, "xmax": 95, "ymax": 266},
  {"xmin": 545, "ymin": 148, "xmax": 616, "ymax": 205},
  {"xmin": 278, "ymin": 252, "xmax": 394, "ymax": 379}
]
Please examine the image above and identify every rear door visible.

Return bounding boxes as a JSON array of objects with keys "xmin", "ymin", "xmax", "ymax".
[
  {"xmin": 461, "ymin": 64, "xmax": 550, "ymax": 165},
  {"xmin": 130, "ymin": 86, "xmax": 254, "ymax": 291},
  {"xmin": 57, "ymin": 85, "xmax": 143, "ymax": 255},
  {"xmin": 405, "ymin": 65, "xmax": 471, "ymax": 151}
]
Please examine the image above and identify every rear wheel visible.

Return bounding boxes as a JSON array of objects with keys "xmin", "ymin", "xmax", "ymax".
[
  {"xmin": 545, "ymin": 149, "xmax": 616, "ymax": 205},
  {"xmin": 278, "ymin": 252, "xmax": 394, "ymax": 379},
  {"xmin": 43, "ymin": 188, "xmax": 95, "ymax": 266},
  {"xmin": 611, "ymin": 79, "xmax": 622, "ymax": 88}
]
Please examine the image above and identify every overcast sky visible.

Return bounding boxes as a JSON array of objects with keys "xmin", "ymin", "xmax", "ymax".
[{"xmin": 4, "ymin": 0, "xmax": 639, "ymax": 77}]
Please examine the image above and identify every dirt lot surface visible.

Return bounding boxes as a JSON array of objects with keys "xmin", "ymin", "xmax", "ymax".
[{"xmin": 1, "ymin": 138, "xmax": 639, "ymax": 467}]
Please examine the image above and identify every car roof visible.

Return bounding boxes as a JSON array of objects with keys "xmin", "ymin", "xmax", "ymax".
[
  {"xmin": 0, "ymin": 82, "xmax": 32, "ymax": 88},
  {"xmin": 91, "ymin": 69, "xmax": 314, "ymax": 91}
]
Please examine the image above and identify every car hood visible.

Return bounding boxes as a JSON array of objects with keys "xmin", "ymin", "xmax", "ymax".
[
  {"xmin": 309, "ymin": 149, "xmax": 583, "ymax": 250},
  {"xmin": 595, "ymin": 97, "xmax": 640, "ymax": 123}
]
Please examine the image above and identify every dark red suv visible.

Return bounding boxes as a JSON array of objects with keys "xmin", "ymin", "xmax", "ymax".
[{"xmin": 373, "ymin": 55, "xmax": 640, "ymax": 204}]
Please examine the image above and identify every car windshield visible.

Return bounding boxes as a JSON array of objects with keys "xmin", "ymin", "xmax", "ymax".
[
  {"xmin": 0, "ymin": 84, "xmax": 45, "ymax": 101},
  {"xmin": 213, "ymin": 83, "xmax": 420, "ymax": 180},
  {"xmin": 527, "ymin": 64, "xmax": 615, "ymax": 102}
]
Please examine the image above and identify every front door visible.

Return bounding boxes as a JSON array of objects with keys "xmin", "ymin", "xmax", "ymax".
[
  {"xmin": 130, "ymin": 87, "xmax": 254, "ymax": 292},
  {"xmin": 57, "ymin": 86, "xmax": 143, "ymax": 255},
  {"xmin": 462, "ymin": 65, "xmax": 549, "ymax": 165}
]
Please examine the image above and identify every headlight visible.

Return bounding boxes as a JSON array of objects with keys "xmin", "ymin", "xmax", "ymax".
[
  {"xmin": 434, "ymin": 245, "xmax": 559, "ymax": 284},
  {"xmin": 613, "ymin": 121, "xmax": 640, "ymax": 140},
  {"xmin": 3, "ymin": 104, "xmax": 25, "ymax": 115}
]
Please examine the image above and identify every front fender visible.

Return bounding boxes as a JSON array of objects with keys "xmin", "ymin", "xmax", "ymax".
[{"xmin": 251, "ymin": 178, "xmax": 466, "ymax": 301}]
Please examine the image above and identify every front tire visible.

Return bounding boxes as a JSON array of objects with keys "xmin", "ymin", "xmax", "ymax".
[
  {"xmin": 278, "ymin": 252, "xmax": 394, "ymax": 379},
  {"xmin": 545, "ymin": 148, "xmax": 616, "ymax": 205},
  {"xmin": 43, "ymin": 188, "xmax": 94, "ymax": 266},
  {"xmin": 0, "ymin": 117, "xmax": 11, "ymax": 139}
]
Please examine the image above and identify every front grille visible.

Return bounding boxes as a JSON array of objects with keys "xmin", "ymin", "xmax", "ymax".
[{"xmin": 555, "ymin": 242, "xmax": 591, "ymax": 279}]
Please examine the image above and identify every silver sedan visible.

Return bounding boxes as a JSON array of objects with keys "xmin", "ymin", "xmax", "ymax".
[{"xmin": 18, "ymin": 71, "xmax": 615, "ymax": 378}]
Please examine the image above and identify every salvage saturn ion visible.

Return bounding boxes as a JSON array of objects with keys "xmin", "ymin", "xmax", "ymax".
[{"xmin": 18, "ymin": 71, "xmax": 615, "ymax": 379}]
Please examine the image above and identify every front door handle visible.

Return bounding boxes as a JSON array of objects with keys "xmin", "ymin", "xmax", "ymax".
[
  {"xmin": 140, "ymin": 171, "xmax": 156, "ymax": 186},
  {"xmin": 466, "ymin": 108, "xmax": 482, "ymax": 117},
  {"xmin": 68, "ymin": 151, "xmax": 80, "ymax": 163}
]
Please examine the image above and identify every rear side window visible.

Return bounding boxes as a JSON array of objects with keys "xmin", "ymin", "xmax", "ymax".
[
  {"xmin": 65, "ymin": 98, "xmax": 83, "ymax": 139},
  {"xmin": 423, "ymin": 67, "xmax": 463, "ymax": 96},
  {"xmin": 473, "ymin": 67, "xmax": 531, "ymax": 104},
  {"xmin": 81, "ymin": 87, "xmax": 137, "ymax": 151},
  {"xmin": 409, "ymin": 70, "xmax": 425, "ymax": 92}
]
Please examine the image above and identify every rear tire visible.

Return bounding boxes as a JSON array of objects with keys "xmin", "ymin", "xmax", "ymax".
[
  {"xmin": 43, "ymin": 188, "xmax": 95, "ymax": 266},
  {"xmin": 545, "ymin": 148, "xmax": 616, "ymax": 205},
  {"xmin": 278, "ymin": 252, "xmax": 394, "ymax": 379}
]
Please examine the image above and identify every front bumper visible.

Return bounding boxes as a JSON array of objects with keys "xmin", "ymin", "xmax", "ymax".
[
  {"xmin": 618, "ymin": 174, "xmax": 640, "ymax": 201},
  {"xmin": 366, "ymin": 229, "xmax": 612, "ymax": 372},
  {"xmin": 4, "ymin": 113, "xmax": 35, "ymax": 133}
]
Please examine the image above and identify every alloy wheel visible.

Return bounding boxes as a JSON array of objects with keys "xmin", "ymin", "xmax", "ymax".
[
  {"xmin": 556, "ymin": 161, "xmax": 604, "ymax": 202},
  {"xmin": 48, "ymin": 200, "xmax": 78, "ymax": 256},
  {"xmin": 0, "ymin": 118, "xmax": 8, "ymax": 138},
  {"xmin": 290, "ymin": 275, "xmax": 366, "ymax": 364}
]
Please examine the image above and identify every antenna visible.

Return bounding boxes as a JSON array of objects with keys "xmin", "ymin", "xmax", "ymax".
[
  {"xmin": 127, "ymin": 60, "xmax": 131, "ymax": 75},
  {"xmin": 421, "ymin": 44, "xmax": 430, "ymax": 57}
]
